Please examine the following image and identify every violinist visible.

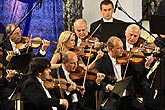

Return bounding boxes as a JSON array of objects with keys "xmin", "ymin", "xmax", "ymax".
[
  {"xmin": 95, "ymin": 36, "xmax": 147, "ymax": 110},
  {"xmin": 51, "ymin": 51, "xmax": 105, "ymax": 110},
  {"xmin": 50, "ymin": 31, "xmax": 76, "ymax": 69},
  {"xmin": 73, "ymin": 19, "xmax": 104, "ymax": 68},
  {"xmin": 0, "ymin": 23, "xmax": 50, "ymax": 110},
  {"xmin": 145, "ymin": 3, "xmax": 165, "ymax": 109},
  {"xmin": 20, "ymin": 57, "xmax": 68, "ymax": 110},
  {"xmin": 50, "ymin": 30, "xmax": 104, "ymax": 70},
  {"xmin": 1, "ymin": 23, "xmax": 50, "ymax": 68},
  {"xmin": 123, "ymin": 24, "xmax": 156, "ymax": 109}
]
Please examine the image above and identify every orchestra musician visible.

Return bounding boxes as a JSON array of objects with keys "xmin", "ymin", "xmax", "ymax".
[
  {"xmin": 50, "ymin": 30, "xmax": 104, "ymax": 70},
  {"xmin": 90, "ymin": 0, "xmax": 124, "ymax": 41},
  {"xmin": 95, "ymin": 36, "xmax": 154, "ymax": 110},
  {"xmin": 1, "ymin": 23, "xmax": 50, "ymax": 67},
  {"xmin": 73, "ymin": 19, "xmax": 104, "ymax": 67},
  {"xmin": 51, "ymin": 51, "xmax": 105, "ymax": 110},
  {"xmin": 145, "ymin": 1, "xmax": 165, "ymax": 109},
  {"xmin": 21, "ymin": 57, "xmax": 68, "ymax": 110},
  {"xmin": 0, "ymin": 23, "xmax": 50, "ymax": 110},
  {"xmin": 122, "ymin": 24, "xmax": 156, "ymax": 109}
]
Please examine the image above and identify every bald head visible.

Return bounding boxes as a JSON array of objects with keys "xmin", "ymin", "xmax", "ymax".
[
  {"xmin": 125, "ymin": 24, "xmax": 141, "ymax": 45},
  {"xmin": 73, "ymin": 19, "xmax": 88, "ymax": 40},
  {"xmin": 62, "ymin": 51, "xmax": 78, "ymax": 72},
  {"xmin": 62, "ymin": 51, "xmax": 77, "ymax": 62}
]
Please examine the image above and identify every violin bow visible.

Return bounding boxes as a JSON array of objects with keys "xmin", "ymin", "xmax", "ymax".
[
  {"xmin": 123, "ymin": 51, "xmax": 131, "ymax": 79},
  {"xmin": 82, "ymin": 45, "xmax": 93, "ymax": 87},
  {"xmin": 56, "ymin": 67, "xmax": 64, "ymax": 99},
  {"xmin": 26, "ymin": 34, "xmax": 32, "ymax": 54}
]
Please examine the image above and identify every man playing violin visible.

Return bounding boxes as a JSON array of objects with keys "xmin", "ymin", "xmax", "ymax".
[
  {"xmin": 95, "ymin": 36, "xmax": 150, "ymax": 110},
  {"xmin": 21, "ymin": 57, "xmax": 68, "ymax": 110},
  {"xmin": 122, "ymin": 24, "xmax": 156, "ymax": 109},
  {"xmin": 51, "ymin": 51, "xmax": 105, "ymax": 110},
  {"xmin": 73, "ymin": 19, "xmax": 104, "ymax": 67},
  {"xmin": 1, "ymin": 23, "xmax": 50, "ymax": 67},
  {"xmin": 0, "ymin": 23, "xmax": 50, "ymax": 110}
]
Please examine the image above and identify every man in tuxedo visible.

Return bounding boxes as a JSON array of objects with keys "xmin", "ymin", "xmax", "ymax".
[
  {"xmin": 1, "ymin": 23, "xmax": 50, "ymax": 67},
  {"xmin": 95, "ymin": 36, "xmax": 152, "ymax": 110},
  {"xmin": 21, "ymin": 57, "xmax": 68, "ymax": 110},
  {"xmin": 51, "ymin": 51, "xmax": 105, "ymax": 110},
  {"xmin": 90, "ymin": 0, "xmax": 124, "ymax": 41},
  {"xmin": 0, "ymin": 23, "xmax": 50, "ymax": 110}
]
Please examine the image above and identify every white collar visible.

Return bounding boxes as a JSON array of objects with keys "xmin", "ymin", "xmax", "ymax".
[
  {"xmin": 10, "ymin": 39, "xmax": 16, "ymax": 46},
  {"xmin": 108, "ymin": 53, "xmax": 116, "ymax": 64},
  {"xmin": 126, "ymin": 41, "xmax": 133, "ymax": 51},
  {"xmin": 103, "ymin": 18, "xmax": 113, "ymax": 22},
  {"xmin": 36, "ymin": 77, "xmax": 43, "ymax": 85},
  {"xmin": 77, "ymin": 38, "xmax": 82, "ymax": 46}
]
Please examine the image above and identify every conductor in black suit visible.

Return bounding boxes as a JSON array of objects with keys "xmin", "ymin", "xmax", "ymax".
[
  {"xmin": 90, "ymin": 0, "xmax": 124, "ymax": 41},
  {"xmin": 21, "ymin": 57, "xmax": 68, "ymax": 110}
]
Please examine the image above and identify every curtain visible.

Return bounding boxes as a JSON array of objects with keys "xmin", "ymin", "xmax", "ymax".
[
  {"xmin": 63, "ymin": 0, "xmax": 83, "ymax": 31},
  {"xmin": 0, "ymin": 0, "xmax": 64, "ymax": 60}
]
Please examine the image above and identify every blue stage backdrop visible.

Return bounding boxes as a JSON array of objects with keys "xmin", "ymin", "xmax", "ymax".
[{"xmin": 0, "ymin": 0, "xmax": 64, "ymax": 60}]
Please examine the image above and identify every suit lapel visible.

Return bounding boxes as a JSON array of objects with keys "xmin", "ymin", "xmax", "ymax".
[{"xmin": 104, "ymin": 54, "xmax": 116, "ymax": 77}]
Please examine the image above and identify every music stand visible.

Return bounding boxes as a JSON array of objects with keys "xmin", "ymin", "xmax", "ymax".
[
  {"xmin": 149, "ymin": 15, "xmax": 165, "ymax": 34},
  {"xmin": 6, "ymin": 53, "xmax": 34, "ymax": 74},
  {"xmin": 100, "ymin": 22, "xmax": 132, "ymax": 43},
  {"xmin": 101, "ymin": 76, "xmax": 132, "ymax": 109}
]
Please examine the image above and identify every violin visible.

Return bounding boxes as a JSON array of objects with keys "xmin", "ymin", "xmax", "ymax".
[
  {"xmin": 79, "ymin": 36, "xmax": 107, "ymax": 52},
  {"xmin": 69, "ymin": 66, "xmax": 116, "ymax": 83},
  {"xmin": 69, "ymin": 47, "xmax": 95, "ymax": 58},
  {"xmin": 44, "ymin": 75, "xmax": 85, "ymax": 91},
  {"xmin": 16, "ymin": 37, "xmax": 57, "ymax": 51},
  {"xmin": 117, "ymin": 50, "xmax": 145, "ymax": 64},
  {"xmin": 44, "ymin": 77, "xmax": 70, "ymax": 90}
]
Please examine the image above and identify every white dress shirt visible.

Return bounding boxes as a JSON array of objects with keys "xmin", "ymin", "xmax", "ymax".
[
  {"xmin": 62, "ymin": 65, "xmax": 78, "ymax": 103},
  {"xmin": 37, "ymin": 77, "xmax": 57, "ymax": 110},
  {"xmin": 108, "ymin": 53, "xmax": 122, "ymax": 81},
  {"xmin": 103, "ymin": 18, "xmax": 113, "ymax": 22},
  {"xmin": 10, "ymin": 39, "xmax": 20, "ymax": 55},
  {"xmin": 126, "ymin": 41, "xmax": 133, "ymax": 51}
]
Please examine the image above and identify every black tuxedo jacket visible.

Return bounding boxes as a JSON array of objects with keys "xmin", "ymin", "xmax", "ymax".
[
  {"xmin": 90, "ymin": 18, "xmax": 124, "ymax": 42},
  {"xmin": 21, "ymin": 75, "xmax": 60, "ymax": 110},
  {"xmin": 51, "ymin": 66, "xmax": 102, "ymax": 110}
]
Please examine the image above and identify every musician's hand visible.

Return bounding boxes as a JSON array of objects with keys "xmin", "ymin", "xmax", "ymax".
[
  {"xmin": 60, "ymin": 99, "xmax": 69, "ymax": 109},
  {"xmin": 160, "ymin": 34, "xmax": 165, "ymax": 38},
  {"xmin": 94, "ymin": 41, "xmax": 101, "ymax": 50},
  {"xmin": 6, "ymin": 69, "xmax": 17, "ymax": 81},
  {"xmin": 96, "ymin": 51, "xmax": 104, "ymax": 60},
  {"xmin": 77, "ymin": 86, "xmax": 85, "ymax": 95},
  {"xmin": 6, "ymin": 51, "xmax": 15, "ymax": 61},
  {"xmin": 145, "ymin": 54, "xmax": 154, "ymax": 69},
  {"xmin": 108, "ymin": 84, "xmax": 114, "ymax": 91},
  {"xmin": 95, "ymin": 73, "xmax": 105, "ymax": 85},
  {"xmin": 41, "ymin": 39, "xmax": 50, "ymax": 51},
  {"xmin": 67, "ymin": 82, "xmax": 77, "ymax": 92}
]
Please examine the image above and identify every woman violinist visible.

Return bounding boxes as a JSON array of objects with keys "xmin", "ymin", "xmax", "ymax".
[{"xmin": 50, "ymin": 30, "xmax": 104, "ymax": 70}]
